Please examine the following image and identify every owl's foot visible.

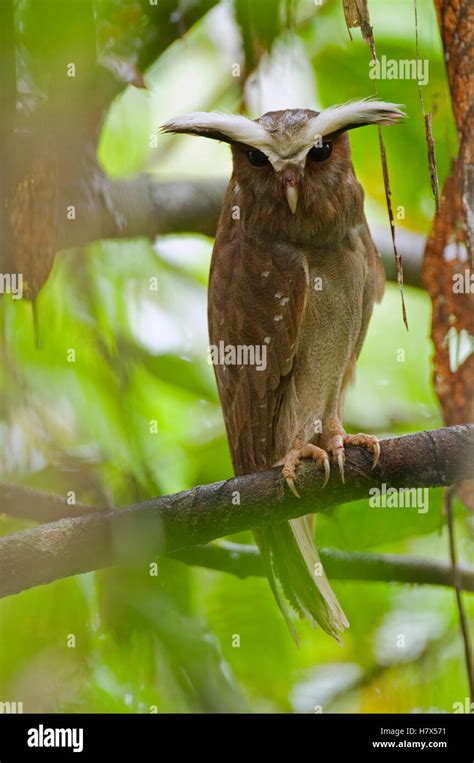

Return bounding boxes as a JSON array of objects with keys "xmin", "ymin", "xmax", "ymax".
[
  {"xmin": 344, "ymin": 433, "xmax": 380, "ymax": 469},
  {"xmin": 278, "ymin": 443, "xmax": 330, "ymax": 498},
  {"xmin": 321, "ymin": 422, "xmax": 380, "ymax": 484}
]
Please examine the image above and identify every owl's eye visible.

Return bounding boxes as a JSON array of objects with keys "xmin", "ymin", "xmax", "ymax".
[
  {"xmin": 246, "ymin": 149, "xmax": 269, "ymax": 167},
  {"xmin": 307, "ymin": 142, "xmax": 333, "ymax": 163}
]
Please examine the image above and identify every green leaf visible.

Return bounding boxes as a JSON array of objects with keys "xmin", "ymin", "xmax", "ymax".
[{"xmin": 234, "ymin": 0, "xmax": 285, "ymax": 71}]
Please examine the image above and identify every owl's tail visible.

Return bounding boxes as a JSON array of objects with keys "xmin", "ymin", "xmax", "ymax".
[{"xmin": 254, "ymin": 516, "xmax": 349, "ymax": 641}]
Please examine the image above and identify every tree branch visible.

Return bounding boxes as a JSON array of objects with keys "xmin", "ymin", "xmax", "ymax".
[
  {"xmin": 54, "ymin": 177, "xmax": 228, "ymax": 251},
  {"xmin": 0, "ymin": 425, "xmax": 472, "ymax": 599},
  {"xmin": 0, "ymin": 482, "xmax": 108, "ymax": 523},
  {"xmin": 53, "ymin": 176, "xmax": 425, "ymax": 288},
  {"xmin": 170, "ymin": 541, "xmax": 474, "ymax": 592},
  {"xmin": 4, "ymin": 480, "xmax": 473, "ymax": 594}
]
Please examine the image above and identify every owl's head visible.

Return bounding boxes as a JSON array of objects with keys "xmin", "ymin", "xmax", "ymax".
[{"xmin": 161, "ymin": 100, "xmax": 404, "ymax": 216}]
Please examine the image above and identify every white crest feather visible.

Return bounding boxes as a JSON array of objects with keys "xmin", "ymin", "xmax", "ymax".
[
  {"xmin": 160, "ymin": 112, "xmax": 274, "ymax": 151},
  {"xmin": 161, "ymin": 100, "xmax": 405, "ymax": 172},
  {"xmin": 302, "ymin": 99, "xmax": 405, "ymax": 144}
]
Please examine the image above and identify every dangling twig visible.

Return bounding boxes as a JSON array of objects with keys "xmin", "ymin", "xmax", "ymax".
[
  {"xmin": 342, "ymin": 0, "xmax": 408, "ymax": 329},
  {"xmin": 444, "ymin": 486, "xmax": 474, "ymax": 705},
  {"xmin": 414, "ymin": 0, "xmax": 440, "ymax": 213}
]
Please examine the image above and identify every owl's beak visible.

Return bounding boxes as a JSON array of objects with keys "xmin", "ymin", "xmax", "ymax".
[
  {"xmin": 285, "ymin": 186, "xmax": 298, "ymax": 214},
  {"xmin": 282, "ymin": 167, "xmax": 299, "ymax": 214}
]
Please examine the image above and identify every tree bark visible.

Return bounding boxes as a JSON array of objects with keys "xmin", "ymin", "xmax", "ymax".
[
  {"xmin": 54, "ymin": 177, "xmax": 228, "ymax": 250},
  {"xmin": 171, "ymin": 541, "xmax": 474, "ymax": 591},
  {"xmin": 51, "ymin": 175, "xmax": 426, "ymax": 287},
  {"xmin": 423, "ymin": 0, "xmax": 474, "ymax": 428},
  {"xmin": 0, "ymin": 424, "xmax": 472, "ymax": 599}
]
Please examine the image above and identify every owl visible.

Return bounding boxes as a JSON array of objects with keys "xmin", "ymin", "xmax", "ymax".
[{"xmin": 162, "ymin": 100, "xmax": 404, "ymax": 639}]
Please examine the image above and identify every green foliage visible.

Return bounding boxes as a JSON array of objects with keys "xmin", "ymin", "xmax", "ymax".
[
  {"xmin": 1, "ymin": 0, "xmax": 471, "ymax": 714},
  {"xmin": 308, "ymin": 19, "xmax": 456, "ymax": 231},
  {"xmin": 234, "ymin": 0, "xmax": 286, "ymax": 70}
]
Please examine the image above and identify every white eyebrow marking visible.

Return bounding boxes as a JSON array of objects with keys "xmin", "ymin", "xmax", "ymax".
[
  {"xmin": 161, "ymin": 111, "xmax": 272, "ymax": 149},
  {"xmin": 162, "ymin": 100, "xmax": 404, "ymax": 173}
]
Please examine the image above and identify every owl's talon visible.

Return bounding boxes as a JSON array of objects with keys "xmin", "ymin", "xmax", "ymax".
[
  {"xmin": 336, "ymin": 452, "xmax": 345, "ymax": 484},
  {"xmin": 286, "ymin": 477, "xmax": 301, "ymax": 499},
  {"xmin": 343, "ymin": 433, "xmax": 380, "ymax": 471},
  {"xmin": 322, "ymin": 458, "xmax": 330, "ymax": 488},
  {"xmin": 279, "ymin": 443, "xmax": 330, "ymax": 496},
  {"xmin": 372, "ymin": 441, "xmax": 381, "ymax": 469}
]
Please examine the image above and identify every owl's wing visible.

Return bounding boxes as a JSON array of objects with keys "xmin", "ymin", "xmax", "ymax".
[
  {"xmin": 209, "ymin": 232, "xmax": 350, "ymax": 638},
  {"xmin": 358, "ymin": 216, "xmax": 385, "ymax": 306},
  {"xmin": 208, "ymin": 232, "xmax": 308, "ymax": 476},
  {"xmin": 365, "ymin": 224, "xmax": 386, "ymax": 306},
  {"xmin": 353, "ymin": 220, "xmax": 385, "ymax": 361}
]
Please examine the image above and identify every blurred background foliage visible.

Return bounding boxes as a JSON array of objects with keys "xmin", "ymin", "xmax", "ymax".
[{"xmin": 0, "ymin": 0, "xmax": 472, "ymax": 713}]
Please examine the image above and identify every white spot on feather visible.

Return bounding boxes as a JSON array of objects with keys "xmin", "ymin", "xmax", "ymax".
[
  {"xmin": 447, "ymin": 327, "xmax": 474, "ymax": 372},
  {"xmin": 444, "ymin": 241, "xmax": 468, "ymax": 262}
]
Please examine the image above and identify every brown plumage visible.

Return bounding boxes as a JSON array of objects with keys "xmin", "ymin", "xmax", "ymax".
[{"xmin": 162, "ymin": 100, "xmax": 404, "ymax": 639}]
